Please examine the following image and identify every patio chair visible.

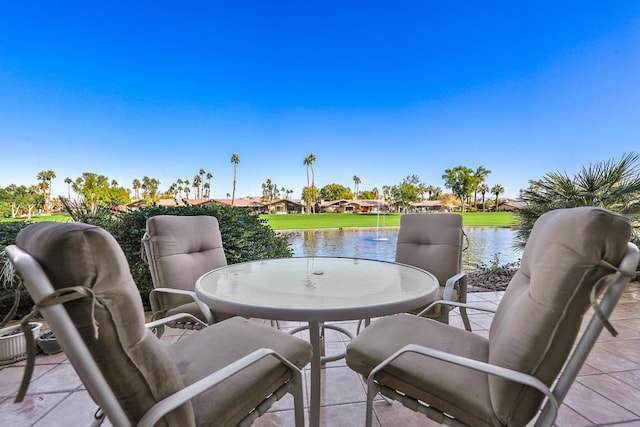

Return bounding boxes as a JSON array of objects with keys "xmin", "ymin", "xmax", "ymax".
[
  {"xmin": 345, "ymin": 207, "xmax": 638, "ymax": 426},
  {"xmin": 395, "ymin": 213, "xmax": 471, "ymax": 330},
  {"xmin": 142, "ymin": 215, "xmax": 234, "ymax": 337},
  {"xmin": 7, "ymin": 222, "xmax": 312, "ymax": 427}
]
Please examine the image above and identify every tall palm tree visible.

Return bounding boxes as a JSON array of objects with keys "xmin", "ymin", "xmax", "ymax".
[
  {"xmin": 183, "ymin": 180, "xmax": 190, "ymax": 200},
  {"xmin": 132, "ymin": 179, "xmax": 141, "ymax": 200},
  {"xmin": 303, "ymin": 153, "xmax": 317, "ymax": 214},
  {"xmin": 472, "ymin": 166, "xmax": 491, "ymax": 208},
  {"xmin": 192, "ymin": 175, "xmax": 201, "ymax": 199},
  {"xmin": 64, "ymin": 177, "xmax": 72, "ymax": 200},
  {"xmin": 199, "ymin": 168, "xmax": 206, "ymax": 198},
  {"xmin": 353, "ymin": 175, "xmax": 361, "ymax": 199},
  {"xmin": 478, "ymin": 183, "xmax": 490, "ymax": 211},
  {"xmin": 176, "ymin": 179, "xmax": 184, "ymax": 198},
  {"xmin": 205, "ymin": 172, "xmax": 213, "ymax": 198},
  {"xmin": 36, "ymin": 170, "xmax": 56, "ymax": 212},
  {"xmin": 231, "ymin": 153, "xmax": 240, "ymax": 205},
  {"xmin": 491, "ymin": 184, "xmax": 505, "ymax": 212}
]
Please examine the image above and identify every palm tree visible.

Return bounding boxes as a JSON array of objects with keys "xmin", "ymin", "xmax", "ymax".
[
  {"xmin": 478, "ymin": 183, "xmax": 490, "ymax": 211},
  {"xmin": 64, "ymin": 177, "xmax": 72, "ymax": 200},
  {"xmin": 425, "ymin": 185, "xmax": 436, "ymax": 200},
  {"xmin": 205, "ymin": 172, "xmax": 213, "ymax": 198},
  {"xmin": 132, "ymin": 179, "xmax": 141, "ymax": 200},
  {"xmin": 199, "ymin": 168, "xmax": 206, "ymax": 198},
  {"xmin": 353, "ymin": 175, "xmax": 361, "ymax": 199},
  {"xmin": 472, "ymin": 166, "xmax": 491, "ymax": 208},
  {"xmin": 192, "ymin": 175, "xmax": 201, "ymax": 199},
  {"xmin": 37, "ymin": 170, "xmax": 56, "ymax": 212},
  {"xmin": 231, "ymin": 154, "xmax": 240, "ymax": 205},
  {"xmin": 176, "ymin": 179, "xmax": 184, "ymax": 198},
  {"xmin": 516, "ymin": 152, "xmax": 640, "ymax": 247},
  {"xmin": 183, "ymin": 180, "xmax": 190, "ymax": 200},
  {"xmin": 303, "ymin": 153, "xmax": 317, "ymax": 214},
  {"xmin": 491, "ymin": 184, "xmax": 505, "ymax": 212}
]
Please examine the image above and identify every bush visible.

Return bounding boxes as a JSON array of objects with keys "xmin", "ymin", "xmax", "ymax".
[
  {"xmin": 0, "ymin": 221, "xmax": 33, "ymax": 321},
  {"xmin": 0, "ymin": 205, "xmax": 292, "ymax": 318},
  {"xmin": 105, "ymin": 204, "xmax": 292, "ymax": 309}
]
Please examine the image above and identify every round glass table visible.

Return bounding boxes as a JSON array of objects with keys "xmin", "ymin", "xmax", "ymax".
[{"xmin": 196, "ymin": 256, "xmax": 439, "ymax": 427}]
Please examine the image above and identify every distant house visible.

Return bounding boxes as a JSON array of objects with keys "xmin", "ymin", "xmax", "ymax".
[
  {"xmin": 492, "ymin": 200, "xmax": 525, "ymax": 212},
  {"xmin": 409, "ymin": 200, "xmax": 443, "ymax": 212},
  {"xmin": 264, "ymin": 198, "xmax": 304, "ymax": 214},
  {"xmin": 318, "ymin": 199, "xmax": 387, "ymax": 213},
  {"xmin": 212, "ymin": 197, "xmax": 266, "ymax": 213}
]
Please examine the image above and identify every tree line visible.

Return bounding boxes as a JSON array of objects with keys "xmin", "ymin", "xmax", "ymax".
[{"xmin": 0, "ymin": 152, "xmax": 509, "ymax": 218}]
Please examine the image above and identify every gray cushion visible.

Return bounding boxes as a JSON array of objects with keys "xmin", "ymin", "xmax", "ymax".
[
  {"xmin": 346, "ymin": 313, "xmax": 494, "ymax": 427},
  {"xmin": 168, "ymin": 317, "xmax": 312, "ymax": 426},
  {"xmin": 395, "ymin": 213, "xmax": 465, "ymax": 316},
  {"xmin": 16, "ymin": 222, "xmax": 194, "ymax": 426},
  {"xmin": 488, "ymin": 207, "xmax": 631, "ymax": 425},
  {"xmin": 145, "ymin": 215, "xmax": 233, "ymax": 322}
]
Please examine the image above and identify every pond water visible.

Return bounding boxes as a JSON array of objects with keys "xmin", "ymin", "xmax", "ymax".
[{"xmin": 284, "ymin": 227, "xmax": 522, "ymax": 268}]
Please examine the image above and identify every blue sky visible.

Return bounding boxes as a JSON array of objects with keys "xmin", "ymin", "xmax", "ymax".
[{"xmin": 1, "ymin": 2, "xmax": 639, "ymax": 199}]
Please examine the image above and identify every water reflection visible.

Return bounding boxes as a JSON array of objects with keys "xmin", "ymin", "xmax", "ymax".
[{"xmin": 285, "ymin": 227, "xmax": 521, "ymax": 266}]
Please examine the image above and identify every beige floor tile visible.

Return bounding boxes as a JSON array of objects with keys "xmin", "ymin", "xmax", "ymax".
[{"xmin": 563, "ymin": 381, "xmax": 637, "ymax": 425}]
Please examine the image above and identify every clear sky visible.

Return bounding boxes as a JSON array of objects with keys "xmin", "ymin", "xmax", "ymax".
[{"xmin": 1, "ymin": 2, "xmax": 639, "ymax": 200}]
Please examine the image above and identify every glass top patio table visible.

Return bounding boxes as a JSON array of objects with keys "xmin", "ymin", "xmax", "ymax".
[
  {"xmin": 195, "ymin": 256, "xmax": 439, "ymax": 427},
  {"xmin": 195, "ymin": 256, "xmax": 438, "ymax": 322}
]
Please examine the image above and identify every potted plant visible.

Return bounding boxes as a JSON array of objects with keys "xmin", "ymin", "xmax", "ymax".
[
  {"xmin": 36, "ymin": 330, "xmax": 62, "ymax": 355},
  {"xmin": 0, "ymin": 321, "xmax": 42, "ymax": 365}
]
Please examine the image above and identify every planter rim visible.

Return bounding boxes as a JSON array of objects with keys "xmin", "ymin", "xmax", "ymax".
[{"xmin": 0, "ymin": 322, "xmax": 43, "ymax": 338}]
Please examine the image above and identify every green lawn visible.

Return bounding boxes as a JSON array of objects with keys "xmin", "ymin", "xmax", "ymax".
[
  {"xmin": 1, "ymin": 211, "xmax": 518, "ymax": 229},
  {"xmin": 0, "ymin": 214, "xmax": 71, "ymax": 223},
  {"xmin": 261, "ymin": 212, "xmax": 517, "ymax": 230}
]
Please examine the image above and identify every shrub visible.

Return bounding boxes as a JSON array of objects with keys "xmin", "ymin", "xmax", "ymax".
[
  {"xmin": 0, "ymin": 204, "xmax": 292, "ymax": 318},
  {"xmin": 0, "ymin": 221, "xmax": 33, "ymax": 322}
]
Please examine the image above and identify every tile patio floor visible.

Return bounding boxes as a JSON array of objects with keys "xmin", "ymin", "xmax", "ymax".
[{"xmin": 1, "ymin": 285, "xmax": 639, "ymax": 426}]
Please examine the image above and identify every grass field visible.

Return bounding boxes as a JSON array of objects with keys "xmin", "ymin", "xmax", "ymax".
[
  {"xmin": 260, "ymin": 212, "xmax": 518, "ymax": 230},
  {"xmin": 0, "ymin": 214, "xmax": 71, "ymax": 223},
  {"xmin": 1, "ymin": 211, "xmax": 518, "ymax": 230}
]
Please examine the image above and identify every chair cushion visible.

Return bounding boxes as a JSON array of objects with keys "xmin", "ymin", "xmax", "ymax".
[
  {"xmin": 145, "ymin": 215, "xmax": 229, "ymax": 314},
  {"xmin": 16, "ymin": 222, "xmax": 194, "ymax": 426},
  {"xmin": 168, "ymin": 317, "xmax": 312, "ymax": 427},
  {"xmin": 488, "ymin": 207, "xmax": 631, "ymax": 425},
  {"xmin": 396, "ymin": 214, "xmax": 465, "ymax": 319},
  {"xmin": 395, "ymin": 213, "xmax": 464, "ymax": 289},
  {"xmin": 346, "ymin": 314, "xmax": 496, "ymax": 427}
]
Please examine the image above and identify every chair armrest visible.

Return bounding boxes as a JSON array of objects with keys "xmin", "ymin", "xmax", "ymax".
[
  {"xmin": 149, "ymin": 288, "xmax": 214, "ymax": 324},
  {"xmin": 417, "ymin": 299, "xmax": 497, "ymax": 317},
  {"xmin": 441, "ymin": 272, "xmax": 467, "ymax": 301},
  {"xmin": 368, "ymin": 343, "xmax": 558, "ymax": 425},
  {"xmin": 137, "ymin": 348, "xmax": 303, "ymax": 427},
  {"xmin": 145, "ymin": 313, "xmax": 208, "ymax": 330}
]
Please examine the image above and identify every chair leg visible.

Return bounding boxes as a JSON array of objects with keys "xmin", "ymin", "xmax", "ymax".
[
  {"xmin": 291, "ymin": 369, "xmax": 305, "ymax": 427},
  {"xmin": 152, "ymin": 324, "xmax": 165, "ymax": 338},
  {"xmin": 460, "ymin": 307, "xmax": 472, "ymax": 331},
  {"xmin": 365, "ymin": 380, "xmax": 379, "ymax": 427},
  {"xmin": 356, "ymin": 318, "xmax": 371, "ymax": 334}
]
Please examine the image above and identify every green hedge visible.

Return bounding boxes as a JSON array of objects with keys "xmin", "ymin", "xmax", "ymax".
[{"xmin": 0, "ymin": 205, "xmax": 292, "ymax": 319}]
